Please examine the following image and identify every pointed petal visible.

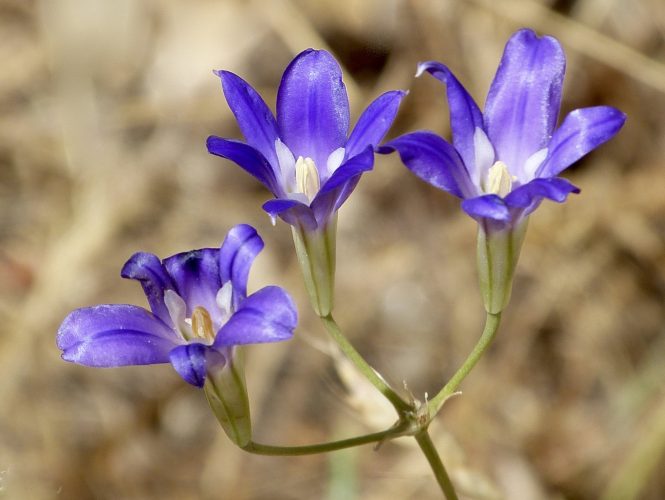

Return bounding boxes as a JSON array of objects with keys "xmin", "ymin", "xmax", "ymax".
[
  {"xmin": 217, "ymin": 70, "xmax": 280, "ymax": 168},
  {"xmin": 206, "ymin": 136, "xmax": 283, "ymax": 196},
  {"xmin": 345, "ymin": 90, "xmax": 406, "ymax": 158},
  {"xmin": 121, "ymin": 252, "xmax": 175, "ymax": 326},
  {"xmin": 262, "ymin": 198, "xmax": 318, "ymax": 230},
  {"xmin": 163, "ymin": 249, "xmax": 222, "ymax": 323},
  {"xmin": 461, "ymin": 194, "xmax": 511, "ymax": 223},
  {"xmin": 214, "ymin": 286, "xmax": 297, "ymax": 347},
  {"xmin": 379, "ymin": 131, "xmax": 473, "ymax": 198},
  {"xmin": 417, "ymin": 61, "xmax": 485, "ymax": 169},
  {"xmin": 504, "ymin": 177, "xmax": 580, "ymax": 216},
  {"xmin": 219, "ymin": 224, "xmax": 264, "ymax": 304},
  {"xmin": 310, "ymin": 147, "xmax": 374, "ymax": 226},
  {"xmin": 484, "ymin": 29, "xmax": 566, "ymax": 171},
  {"xmin": 169, "ymin": 343, "xmax": 225, "ymax": 388},
  {"xmin": 537, "ymin": 106, "xmax": 626, "ymax": 178},
  {"xmin": 57, "ymin": 305, "xmax": 179, "ymax": 367},
  {"xmin": 277, "ymin": 49, "xmax": 350, "ymax": 168}
]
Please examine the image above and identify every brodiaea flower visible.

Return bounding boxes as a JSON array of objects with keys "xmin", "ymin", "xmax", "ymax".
[
  {"xmin": 206, "ymin": 49, "xmax": 404, "ymax": 316},
  {"xmin": 206, "ymin": 48, "xmax": 404, "ymax": 231},
  {"xmin": 57, "ymin": 224, "xmax": 296, "ymax": 387},
  {"xmin": 381, "ymin": 29, "xmax": 625, "ymax": 312}
]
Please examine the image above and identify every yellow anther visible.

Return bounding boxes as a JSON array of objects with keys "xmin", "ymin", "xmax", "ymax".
[
  {"xmin": 485, "ymin": 161, "xmax": 514, "ymax": 197},
  {"xmin": 191, "ymin": 306, "xmax": 215, "ymax": 342},
  {"xmin": 295, "ymin": 156, "xmax": 320, "ymax": 201}
]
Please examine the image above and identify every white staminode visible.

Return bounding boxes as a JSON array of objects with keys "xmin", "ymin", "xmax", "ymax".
[
  {"xmin": 215, "ymin": 281, "xmax": 234, "ymax": 325},
  {"xmin": 165, "ymin": 289, "xmax": 189, "ymax": 337},
  {"xmin": 485, "ymin": 161, "xmax": 514, "ymax": 197},
  {"xmin": 295, "ymin": 156, "xmax": 320, "ymax": 201},
  {"xmin": 326, "ymin": 147, "xmax": 345, "ymax": 174},
  {"xmin": 275, "ymin": 138, "xmax": 296, "ymax": 190},
  {"xmin": 473, "ymin": 128, "xmax": 495, "ymax": 187},
  {"xmin": 522, "ymin": 147, "xmax": 548, "ymax": 181}
]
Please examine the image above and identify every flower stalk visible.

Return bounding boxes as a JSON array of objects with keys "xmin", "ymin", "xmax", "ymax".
[
  {"xmin": 242, "ymin": 420, "xmax": 409, "ymax": 456},
  {"xmin": 428, "ymin": 312, "xmax": 502, "ymax": 415},
  {"xmin": 414, "ymin": 430, "xmax": 459, "ymax": 500},
  {"xmin": 320, "ymin": 314, "xmax": 411, "ymax": 414}
]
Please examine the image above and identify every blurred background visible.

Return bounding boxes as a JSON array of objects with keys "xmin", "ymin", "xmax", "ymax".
[{"xmin": 1, "ymin": 0, "xmax": 665, "ymax": 498}]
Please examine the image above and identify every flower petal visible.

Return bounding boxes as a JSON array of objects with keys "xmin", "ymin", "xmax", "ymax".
[
  {"xmin": 219, "ymin": 224, "xmax": 264, "ymax": 304},
  {"xmin": 121, "ymin": 252, "xmax": 175, "ymax": 326},
  {"xmin": 484, "ymin": 29, "xmax": 565, "ymax": 172},
  {"xmin": 417, "ymin": 61, "xmax": 485, "ymax": 170},
  {"xmin": 57, "ymin": 305, "xmax": 179, "ymax": 367},
  {"xmin": 163, "ymin": 249, "xmax": 222, "ymax": 323},
  {"xmin": 169, "ymin": 343, "xmax": 225, "ymax": 388},
  {"xmin": 206, "ymin": 136, "xmax": 283, "ymax": 196},
  {"xmin": 345, "ymin": 90, "xmax": 406, "ymax": 158},
  {"xmin": 276, "ymin": 49, "xmax": 350, "ymax": 168},
  {"xmin": 262, "ymin": 198, "xmax": 318, "ymax": 230},
  {"xmin": 461, "ymin": 194, "xmax": 511, "ymax": 223},
  {"xmin": 216, "ymin": 70, "xmax": 280, "ymax": 168},
  {"xmin": 504, "ymin": 177, "xmax": 580, "ymax": 216},
  {"xmin": 379, "ymin": 131, "xmax": 473, "ymax": 198},
  {"xmin": 310, "ymin": 147, "xmax": 374, "ymax": 226},
  {"xmin": 537, "ymin": 106, "xmax": 626, "ymax": 178},
  {"xmin": 214, "ymin": 286, "xmax": 297, "ymax": 347}
]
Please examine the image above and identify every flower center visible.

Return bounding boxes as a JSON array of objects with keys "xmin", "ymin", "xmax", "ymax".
[
  {"xmin": 483, "ymin": 161, "xmax": 515, "ymax": 197},
  {"xmin": 164, "ymin": 282, "xmax": 234, "ymax": 345},
  {"xmin": 294, "ymin": 156, "xmax": 320, "ymax": 202}
]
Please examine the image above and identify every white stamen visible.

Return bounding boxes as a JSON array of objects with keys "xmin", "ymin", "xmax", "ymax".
[
  {"xmin": 326, "ymin": 147, "xmax": 346, "ymax": 175},
  {"xmin": 191, "ymin": 306, "xmax": 215, "ymax": 342},
  {"xmin": 485, "ymin": 161, "xmax": 514, "ymax": 197},
  {"xmin": 295, "ymin": 156, "xmax": 320, "ymax": 201}
]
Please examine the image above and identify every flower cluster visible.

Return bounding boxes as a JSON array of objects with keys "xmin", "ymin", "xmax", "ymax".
[{"xmin": 57, "ymin": 29, "xmax": 625, "ymax": 464}]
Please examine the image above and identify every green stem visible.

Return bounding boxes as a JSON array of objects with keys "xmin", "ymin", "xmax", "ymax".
[
  {"xmin": 414, "ymin": 430, "xmax": 459, "ymax": 500},
  {"xmin": 428, "ymin": 312, "xmax": 502, "ymax": 415},
  {"xmin": 242, "ymin": 423, "xmax": 406, "ymax": 456},
  {"xmin": 320, "ymin": 313, "xmax": 411, "ymax": 414}
]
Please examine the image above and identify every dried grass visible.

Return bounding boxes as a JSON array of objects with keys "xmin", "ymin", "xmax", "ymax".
[{"xmin": 1, "ymin": 0, "xmax": 664, "ymax": 498}]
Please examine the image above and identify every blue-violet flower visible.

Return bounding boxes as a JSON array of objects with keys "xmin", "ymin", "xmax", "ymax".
[
  {"xmin": 57, "ymin": 224, "xmax": 297, "ymax": 445},
  {"xmin": 207, "ymin": 49, "xmax": 405, "ymax": 316},
  {"xmin": 207, "ymin": 48, "xmax": 404, "ymax": 231},
  {"xmin": 380, "ymin": 29, "xmax": 625, "ymax": 312}
]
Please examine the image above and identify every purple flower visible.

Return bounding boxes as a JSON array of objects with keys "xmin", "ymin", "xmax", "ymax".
[
  {"xmin": 57, "ymin": 224, "xmax": 297, "ymax": 388},
  {"xmin": 380, "ymin": 29, "xmax": 625, "ymax": 228},
  {"xmin": 207, "ymin": 48, "xmax": 405, "ymax": 231}
]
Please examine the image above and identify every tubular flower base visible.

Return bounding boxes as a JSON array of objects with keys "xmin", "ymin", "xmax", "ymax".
[
  {"xmin": 477, "ymin": 219, "xmax": 528, "ymax": 314},
  {"xmin": 56, "ymin": 224, "xmax": 297, "ymax": 446},
  {"xmin": 381, "ymin": 29, "xmax": 625, "ymax": 313},
  {"xmin": 291, "ymin": 216, "xmax": 337, "ymax": 316}
]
